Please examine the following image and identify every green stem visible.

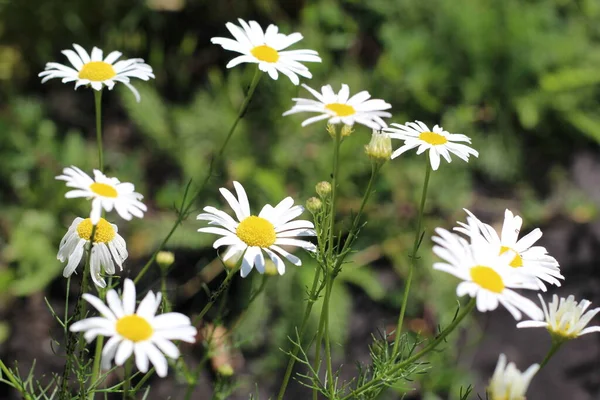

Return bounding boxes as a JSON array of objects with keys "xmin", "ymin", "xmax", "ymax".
[
  {"xmin": 392, "ymin": 161, "xmax": 432, "ymax": 355},
  {"xmin": 87, "ymin": 336, "xmax": 104, "ymax": 399},
  {"xmin": 60, "ymin": 226, "xmax": 97, "ymax": 399},
  {"xmin": 0, "ymin": 360, "xmax": 33, "ymax": 400},
  {"xmin": 342, "ymin": 298, "xmax": 475, "ymax": 400},
  {"xmin": 94, "ymin": 90, "xmax": 103, "ymax": 171},
  {"xmin": 539, "ymin": 340, "xmax": 564, "ymax": 369},
  {"xmin": 277, "ymin": 265, "xmax": 323, "ymax": 400},
  {"xmin": 192, "ymin": 264, "xmax": 240, "ymax": 326},
  {"xmin": 134, "ymin": 67, "xmax": 262, "ymax": 285},
  {"xmin": 229, "ymin": 274, "xmax": 268, "ymax": 333},
  {"xmin": 314, "ymin": 127, "xmax": 342, "ymax": 398},
  {"xmin": 123, "ymin": 358, "xmax": 133, "ymax": 400}
]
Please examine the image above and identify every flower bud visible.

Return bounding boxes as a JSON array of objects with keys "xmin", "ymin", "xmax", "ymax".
[
  {"xmin": 365, "ymin": 129, "xmax": 392, "ymax": 163},
  {"xmin": 306, "ymin": 197, "xmax": 323, "ymax": 214},
  {"xmin": 264, "ymin": 258, "xmax": 279, "ymax": 276},
  {"xmin": 315, "ymin": 181, "xmax": 332, "ymax": 199},
  {"xmin": 222, "ymin": 246, "xmax": 244, "ymax": 269},
  {"xmin": 156, "ymin": 251, "xmax": 175, "ymax": 270},
  {"xmin": 341, "ymin": 124, "xmax": 354, "ymax": 137}
]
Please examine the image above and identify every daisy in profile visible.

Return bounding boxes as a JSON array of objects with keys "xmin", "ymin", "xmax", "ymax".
[
  {"xmin": 455, "ymin": 209, "xmax": 563, "ymax": 291},
  {"xmin": 56, "ymin": 166, "xmax": 147, "ymax": 225},
  {"xmin": 70, "ymin": 278, "xmax": 197, "ymax": 378},
  {"xmin": 283, "ymin": 84, "xmax": 392, "ymax": 130},
  {"xmin": 58, "ymin": 217, "xmax": 127, "ymax": 288},
  {"xmin": 39, "ymin": 44, "xmax": 154, "ymax": 102},
  {"xmin": 211, "ymin": 19, "xmax": 321, "ymax": 85},
  {"xmin": 197, "ymin": 181, "xmax": 316, "ymax": 277},
  {"xmin": 432, "ymin": 227, "xmax": 543, "ymax": 320},
  {"xmin": 487, "ymin": 353, "xmax": 539, "ymax": 400},
  {"xmin": 517, "ymin": 294, "xmax": 600, "ymax": 339},
  {"xmin": 384, "ymin": 121, "xmax": 478, "ymax": 170}
]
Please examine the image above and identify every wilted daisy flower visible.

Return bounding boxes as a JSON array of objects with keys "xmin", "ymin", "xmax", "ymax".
[
  {"xmin": 384, "ymin": 121, "xmax": 478, "ymax": 170},
  {"xmin": 283, "ymin": 84, "xmax": 392, "ymax": 130},
  {"xmin": 58, "ymin": 217, "xmax": 127, "ymax": 288},
  {"xmin": 197, "ymin": 181, "xmax": 316, "ymax": 277},
  {"xmin": 39, "ymin": 44, "xmax": 154, "ymax": 102},
  {"xmin": 455, "ymin": 209, "xmax": 563, "ymax": 292},
  {"xmin": 70, "ymin": 278, "xmax": 197, "ymax": 378},
  {"xmin": 56, "ymin": 166, "xmax": 147, "ymax": 225},
  {"xmin": 211, "ymin": 19, "xmax": 321, "ymax": 85},
  {"xmin": 487, "ymin": 353, "xmax": 539, "ymax": 400},
  {"xmin": 432, "ymin": 227, "xmax": 543, "ymax": 320},
  {"xmin": 517, "ymin": 294, "xmax": 600, "ymax": 339}
]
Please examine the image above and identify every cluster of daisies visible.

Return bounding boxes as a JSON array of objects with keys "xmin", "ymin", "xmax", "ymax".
[
  {"xmin": 433, "ymin": 209, "xmax": 600, "ymax": 398},
  {"xmin": 42, "ymin": 17, "xmax": 599, "ymax": 395}
]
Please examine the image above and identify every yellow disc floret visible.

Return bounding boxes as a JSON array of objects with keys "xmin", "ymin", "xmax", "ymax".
[
  {"xmin": 251, "ymin": 45, "xmax": 279, "ymax": 63},
  {"xmin": 116, "ymin": 315, "xmax": 153, "ymax": 342},
  {"xmin": 77, "ymin": 218, "xmax": 116, "ymax": 243},
  {"xmin": 236, "ymin": 216, "xmax": 277, "ymax": 248},
  {"xmin": 325, "ymin": 103, "xmax": 356, "ymax": 117},
  {"xmin": 470, "ymin": 265, "xmax": 505, "ymax": 293},
  {"xmin": 78, "ymin": 61, "xmax": 117, "ymax": 81},
  {"xmin": 90, "ymin": 182, "xmax": 118, "ymax": 198},
  {"xmin": 419, "ymin": 131, "xmax": 448, "ymax": 145},
  {"xmin": 499, "ymin": 246, "xmax": 524, "ymax": 268}
]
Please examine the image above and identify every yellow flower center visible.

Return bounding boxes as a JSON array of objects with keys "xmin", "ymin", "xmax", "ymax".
[
  {"xmin": 78, "ymin": 61, "xmax": 117, "ymax": 81},
  {"xmin": 499, "ymin": 246, "xmax": 523, "ymax": 268},
  {"xmin": 116, "ymin": 315, "xmax": 153, "ymax": 342},
  {"xmin": 470, "ymin": 265, "xmax": 505, "ymax": 293},
  {"xmin": 236, "ymin": 216, "xmax": 276, "ymax": 248},
  {"xmin": 77, "ymin": 218, "xmax": 116, "ymax": 243},
  {"xmin": 90, "ymin": 182, "xmax": 118, "ymax": 198},
  {"xmin": 250, "ymin": 45, "xmax": 279, "ymax": 63},
  {"xmin": 325, "ymin": 103, "xmax": 356, "ymax": 117},
  {"xmin": 419, "ymin": 131, "xmax": 448, "ymax": 145}
]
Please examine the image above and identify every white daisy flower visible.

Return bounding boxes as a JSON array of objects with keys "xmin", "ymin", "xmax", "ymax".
[
  {"xmin": 70, "ymin": 278, "xmax": 197, "ymax": 378},
  {"xmin": 432, "ymin": 227, "xmax": 543, "ymax": 321},
  {"xmin": 211, "ymin": 19, "xmax": 321, "ymax": 85},
  {"xmin": 384, "ymin": 121, "xmax": 478, "ymax": 170},
  {"xmin": 487, "ymin": 353, "xmax": 539, "ymax": 400},
  {"xmin": 455, "ymin": 209, "xmax": 563, "ymax": 292},
  {"xmin": 517, "ymin": 294, "xmax": 600, "ymax": 339},
  {"xmin": 38, "ymin": 44, "xmax": 154, "ymax": 102},
  {"xmin": 283, "ymin": 83, "xmax": 392, "ymax": 130},
  {"xmin": 58, "ymin": 217, "xmax": 127, "ymax": 288},
  {"xmin": 56, "ymin": 166, "xmax": 147, "ymax": 225},
  {"xmin": 197, "ymin": 181, "xmax": 316, "ymax": 277}
]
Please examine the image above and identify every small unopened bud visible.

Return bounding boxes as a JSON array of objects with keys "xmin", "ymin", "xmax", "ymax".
[
  {"xmin": 306, "ymin": 197, "xmax": 323, "ymax": 214},
  {"xmin": 156, "ymin": 251, "xmax": 175, "ymax": 270},
  {"xmin": 341, "ymin": 124, "xmax": 354, "ymax": 137},
  {"xmin": 315, "ymin": 181, "xmax": 332, "ymax": 199},
  {"xmin": 264, "ymin": 258, "xmax": 279, "ymax": 276},
  {"xmin": 222, "ymin": 246, "xmax": 243, "ymax": 269},
  {"xmin": 217, "ymin": 364, "xmax": 234, "ymax": 376},
  {"xmin": 326, "ymin": 123, "xmax": 337, "ymax": 137},
  {"xmin": 365, "ymin": 129, "xmax": 392, "ymax": 163}
]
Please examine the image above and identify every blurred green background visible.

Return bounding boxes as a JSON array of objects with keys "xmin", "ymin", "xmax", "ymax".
[{"xmin": 1, "ymin": 0, "xmax": 600, "ymax": 399}]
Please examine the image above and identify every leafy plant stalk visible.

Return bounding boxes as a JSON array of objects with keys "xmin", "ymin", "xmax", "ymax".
[
  {"xmin": 393, "ymin": 160, "xmax": 432, "ymax": 355},
  {"xmin": 94, "ymin": 90, "xmax": 103, "ymax": 171},
  {"xmin": 342, "ymin": 297, "xmax": 476, "ymax": 400}
]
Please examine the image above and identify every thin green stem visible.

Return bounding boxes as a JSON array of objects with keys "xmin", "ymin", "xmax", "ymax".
[
  {"xmin": 341, "ymin": 298, "xmax": 476, "ymax": 400},
  {"xmin": 134, "ymin": 68, "xmax": 262, "ymax": 285},
  {"xmin": 539, "ymin": 340, "xmax": 564, "ymax": 369},
  {"xmin": 393, "ymin": 161, "xmax": 432, "ymax": 355},
  {"xmin": 94, "ymin": 90, "xmax": 103, "ymax": 171},
  {"xmin": 87, "ymin": 336, "xmax": 104, "ymax": 400},
  {"xmin": 229, "ymin": 274, "xmax": 268, "ymax": 333},
  {"xmin": 0, "ymin": 360, "xmax": 33, "ymax": 400},
  {"xmin": 277, "ymin": 265, "xmax": 323, "ymax": 400},
  {"xmin": 123, "ymin": 358, "xmax": 133, "ymax": 400},
  {"xmin": 192, "ymin": 264, "xmax": 240, "ymax": 326},
  {"xmin": 314, "ymin": 128, "xmax": 342, "ymax": 399}
]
